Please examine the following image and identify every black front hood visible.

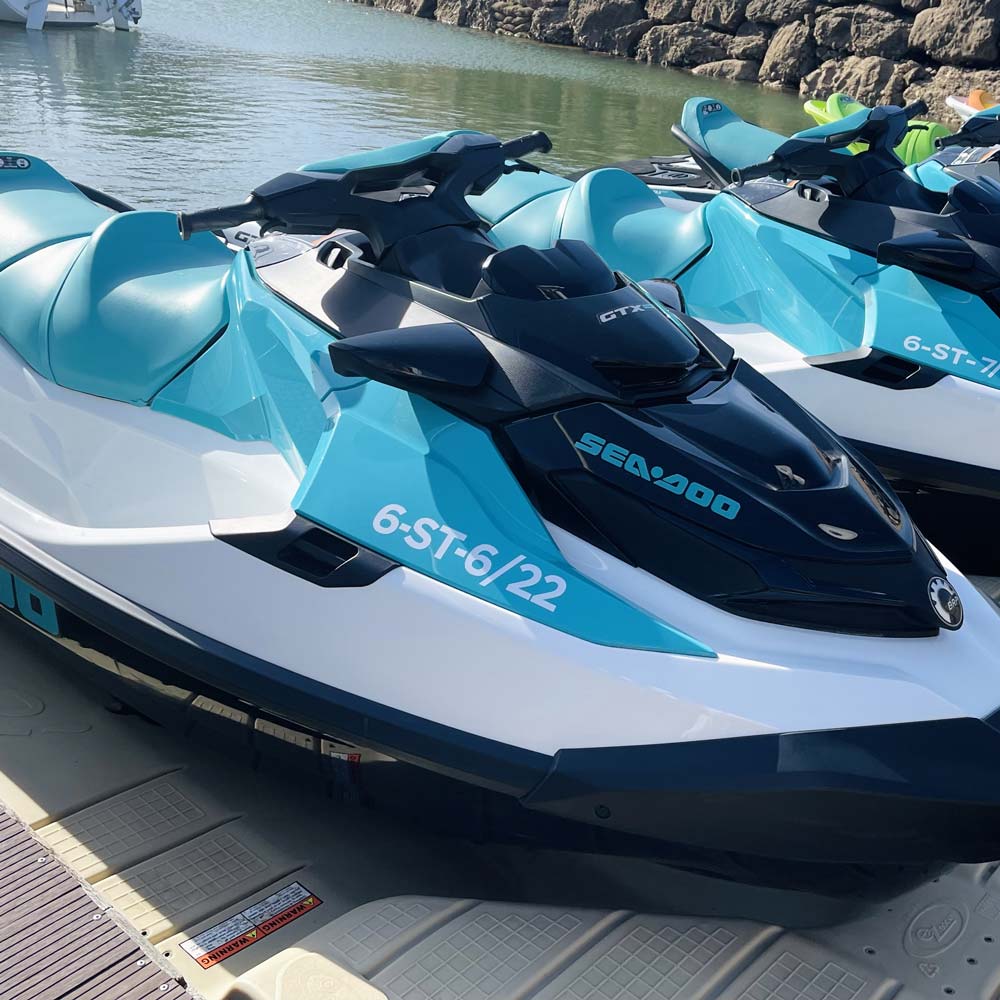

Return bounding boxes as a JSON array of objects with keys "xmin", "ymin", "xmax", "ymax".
[
  {"xmin": 329, "ymin": 239, "xmax": 953, "ymax": 637},
  {"xmin": 501, "ymin": 362, "xmax": 948, "ymax": 637}
]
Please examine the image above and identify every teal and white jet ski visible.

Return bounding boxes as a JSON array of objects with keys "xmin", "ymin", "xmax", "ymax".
[{"xmin": 3, "ymin": 132, "xmax": 1000, "ymax": 899}]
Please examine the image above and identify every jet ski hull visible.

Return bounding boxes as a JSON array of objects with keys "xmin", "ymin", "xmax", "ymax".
[{"xmin": 5, "ymin": 526, "xmax": 1000, "ymax": 901}]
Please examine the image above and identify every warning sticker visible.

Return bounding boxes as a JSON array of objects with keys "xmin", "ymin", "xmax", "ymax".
[{"xmin": 180, "ymin": 882, "xmax": 322, "ymax": 968}]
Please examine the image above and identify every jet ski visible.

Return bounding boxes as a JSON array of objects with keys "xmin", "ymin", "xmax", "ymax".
[
  {"xmin": 596, "ymin": 97, "xmax": 948, "ymax": 194},
  {"xmin": 802, "ymin": 92, "xmax": 949, "ymax": 164},
  {"xmin": 4, "ymin": 131, "xmax": 1000, "ymax": 902},
  {"xmin": 472, "ymin": 101, "xmax": 1000, "ymax": 575},
  {"xmin": 906, "ymin": 107, "xmax": 1000, "ymax": 193}
]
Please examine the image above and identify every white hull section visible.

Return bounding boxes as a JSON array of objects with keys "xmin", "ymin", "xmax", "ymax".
[
  {"xmin": 2, "ymin": 342, "xmax": 1000, "ymax": 757},
  {"xmin": 703, "ymin": 318, "xmax": 1000, "ymax": 478},
  {"xmin": 0, "ymin": 0, "xmax": 141, "ymax": 29}
]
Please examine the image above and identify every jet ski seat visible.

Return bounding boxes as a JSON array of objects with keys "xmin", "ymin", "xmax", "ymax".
[
  {"xmin": 0, "ymin": 203, "xmax": 232, "ymax": 405},
  {"xmin": 556, "ymin": 168, "xmax": 711, "ymax": 280},
  {"xmin": 679, "ymin": 98, "xmax": 787, "ymax": 175},
  {"xmin": 47, "ymin": 211, "xmax": 233, "ymax": 404},
  {"xmin": 0, "ymin": 154, "xmax": 111, "ymax": 273}
]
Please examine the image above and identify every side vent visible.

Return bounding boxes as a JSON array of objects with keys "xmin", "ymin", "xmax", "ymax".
[
  {"xmin": 808, "ymin": 348, "xmax": 946, "ymax": 391},
  {"xmin": 212, "ymin": 515, "xmax": 398, "ymax": 589},
  {"xmin": 277, "ymin": 528, "xmax": 359, "ymax": 581}
]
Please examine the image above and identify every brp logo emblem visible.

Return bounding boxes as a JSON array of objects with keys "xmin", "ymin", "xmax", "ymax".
[{"xmin": 928, "ymin": 577, "xmax": 963, "ymax": 629}]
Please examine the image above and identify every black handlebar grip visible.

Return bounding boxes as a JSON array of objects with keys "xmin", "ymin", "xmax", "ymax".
[
  {"xmin": 732, "ymin": 157, "xmax": 777, "ymax": 185},
  {"xmin": 905, "ymin": 99, "xmax": 929, "ymax": 120},
  {"xmin": 501, "ymin": 131, "xmax": 553, "ymax": 159},
  {"xmin": 177, "ymin": 199, "xmax": 267, "ymax": 240}
]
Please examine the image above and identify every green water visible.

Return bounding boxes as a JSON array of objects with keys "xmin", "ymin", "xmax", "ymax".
[{"xmin": 0, "ymin": 0, "xmax": 806, "ymax": 208}]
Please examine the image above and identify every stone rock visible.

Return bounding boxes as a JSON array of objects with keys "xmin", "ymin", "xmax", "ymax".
[
  {"xmin": 568, "ymin": 0, "xmax": 645, "ymax": 49},
  {"xmin": 530, "ymin": 2, "xmax": 574, "ymax": 43},
  {"xmin": 744, "ymin": 0, "xmax": 812, "ymax": 26},
  {"xmin": 434, "ymin": 0, "xmax": 472, "ymax": 24},
  {"xmin": 904, "ymin": 64, "xmax": 1000, "ymax": 123},
  {"xmin": 645, "ymin": 0, "xmax": 694, "ymax": 23},
  {"xmin": 759, "ymin": 19, "xmax": 816, "ymax": 87},
  {"xmin": 636, "ymin": 22, "xmax": 731, "ymax": 65},
  {"xmin": 900, "ymin": 0, "xmax": 936, "ymax": 10},
  {"xmin": 909, "ymin": 0, "xmax": 1000, "ymax": 66},
  {"xmin": 815, "ymin": 5, "xmax": 911, "ymax": 59},
  {"xmin": 494, "ymin": 0, "xmax": 534, "ymax": 35},
  {"xmin": 800, "ymin": 55, "xmax": 929, "ymax": 107},
  {"xmin": 371, "ymin": 0, "xmax": 436, "ymax": 14},
  {"xmin": 691, "ymin": 0, "xmax": 747, "ymax": 32},
  {"xmin": 691, "ymin": 57, "xmax": 761, "ymax": 79},
  {"xmin": 728, "ymin": 19, "xmax": 771, "ymax": 60}
]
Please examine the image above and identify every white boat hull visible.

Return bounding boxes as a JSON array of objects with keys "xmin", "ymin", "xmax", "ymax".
[{"xmin": 0, "ymin": 0, "xmax": 141, "ymax": 29}]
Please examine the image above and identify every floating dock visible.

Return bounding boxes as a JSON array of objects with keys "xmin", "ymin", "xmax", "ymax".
[{"xmin": 1, "ymin": 616, "xmax": 999, "ymax": 1000}]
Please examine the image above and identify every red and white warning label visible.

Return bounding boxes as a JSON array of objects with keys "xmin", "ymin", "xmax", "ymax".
[{"xmin": 180, "ymin": 882, "xmax": 322, "ymax": 968}]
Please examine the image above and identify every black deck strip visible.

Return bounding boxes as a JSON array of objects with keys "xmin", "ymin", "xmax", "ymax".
[{"xmin": 0, "ymin": 806, "xmax": 194, "ymax": 1000}]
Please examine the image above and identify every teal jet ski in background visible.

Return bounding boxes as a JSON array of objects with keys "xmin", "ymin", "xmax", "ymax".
[
  {"xmin": 907, "ymin": 107, "xmax": 1000, "ymax": 193},
  {"xmin": 460, "ymin": 101, "xmax": 1000, "ymax": 574}
]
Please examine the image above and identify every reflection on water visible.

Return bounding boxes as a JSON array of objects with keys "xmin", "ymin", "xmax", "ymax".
[{"xmin": 0, "ymin": 0, "xmax": 806, "ymax": 208}]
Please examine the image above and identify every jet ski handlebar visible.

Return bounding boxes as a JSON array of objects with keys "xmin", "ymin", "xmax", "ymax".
[
  {"xmin": 732, "ymin": 101, "xmax": 929, "ymax": 187},
  {"xmin": 178, "ymin": 130, "xmax": 552, "ymax": 248},
  {"xmin": 937, "ymin": 112, "xmax": 1000, "ymax": 150},
  {"xmin": 178, "ymin": 197, "xmax": 270, "ymax": 240}
]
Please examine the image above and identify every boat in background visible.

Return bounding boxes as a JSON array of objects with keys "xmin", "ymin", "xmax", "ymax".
[
  {"xmin": 947, "ymin": 89, "xmax": 998, "ymax": 122},
  {"xmin": 0, "ymin": 0, "xmax": 141, "ymax": 30}
]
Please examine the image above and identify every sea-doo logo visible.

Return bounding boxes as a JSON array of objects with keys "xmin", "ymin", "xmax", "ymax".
[
  {"xmin": 574, "ymin": 432, "xmax": 741, "ymax": 520},
  {"xmin": 598, "ymin": 304, "xmax": 656, "ymax": 324},
  {"xmin": 701, "ymin": 102, "xmax": 724, "ymax": 116},
  {"xmin": 905, "ymin": 903, "xmax": 966, "ymax": 957},
  {"xmin": 928, "ymin": 577, "xmax": 963, "ymax": 629}
]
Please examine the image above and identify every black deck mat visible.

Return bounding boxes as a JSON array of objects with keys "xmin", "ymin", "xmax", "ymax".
[{"xmin": 0, "ymin": 806, "xmax": 193, "ymax": 1000}]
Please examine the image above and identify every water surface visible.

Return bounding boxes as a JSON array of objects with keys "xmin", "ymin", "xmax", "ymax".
[{"xmin": 0, "ymin": 1, "xmax": 806, "ymax": 207}]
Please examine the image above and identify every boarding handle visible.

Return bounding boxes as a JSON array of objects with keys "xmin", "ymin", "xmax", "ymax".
[{"xmin": 178, "ymin": 196, "xmax": 269, "ymax": 240}]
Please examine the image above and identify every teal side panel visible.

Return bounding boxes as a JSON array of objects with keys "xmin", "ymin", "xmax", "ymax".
[
  {"xmin": 906, "ymin": 159, "xmax": 956, "ymax": 193},
  {"xmin": 679, "ymin": 193, "xmax": 1000, "ymax": 390},
  {"xmin": 294, "ymin": 385, "xmax": 712, "ymax": 656},
  {"xmin": 557, "ymin": 169, "xmax": 710, "ymax": 280},
  {"xmin": 0, "ymin": 237, "xmax": 88, "ymax": 380},
  {"xmin": 48, "ymin": 211, "xmax": 232, "ymax": 404},
  {"xmin": 301, "ymin": 130, "xmax": 481, "ymax": 173},
  {"xmin": 470, "ymin": 169, "xmax": 572, "ymax": 226},
  {"xmin": 680, "ymin": 98, "xmax": 787, "ymax": 173},
  {"xmin": 0, "ymin": 152, "xmax": 111, "ymax": 272},
  {"xmin": 861, "ymin": 265, "xmax": 1000, "ymax": 389},
  {"xmin": 153, "ymin": 252, "xmax": 363, "ymax": 472},
  {"xmin": 488, "ymin": 188, "xmax": 568, "ymax": 250},
  {"xmin": 678, "ymin": 194, "xmax": 868, "ymax": 357}
]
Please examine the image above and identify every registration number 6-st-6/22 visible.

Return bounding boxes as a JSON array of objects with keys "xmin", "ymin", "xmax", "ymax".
[{"xmin": 371, "ymin": 504, "xmax": 567, "ymax": 612}]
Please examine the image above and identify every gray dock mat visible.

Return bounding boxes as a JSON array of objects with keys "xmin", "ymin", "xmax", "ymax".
[{"xmin": 0, "ymin": 804, "xmax": 193, "ymax": 1000}]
